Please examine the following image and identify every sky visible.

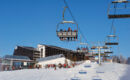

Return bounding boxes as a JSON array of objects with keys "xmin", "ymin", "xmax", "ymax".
[{"xmin": 0, "ymin": 0, "xmax": 130, "ymax": 58}]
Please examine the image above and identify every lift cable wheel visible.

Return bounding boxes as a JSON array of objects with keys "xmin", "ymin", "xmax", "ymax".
[{"xmin": 108, "ymin": 0, "xmax": 130, "ymax": 19}]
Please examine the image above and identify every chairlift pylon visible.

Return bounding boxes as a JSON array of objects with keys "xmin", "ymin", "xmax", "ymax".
[{"xmin": 108, "ymin": 0, "xmax": 130, "ymax": 19}]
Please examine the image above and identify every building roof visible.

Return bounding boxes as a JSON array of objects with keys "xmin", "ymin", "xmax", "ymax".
[
  {"xmin": 17, "ymin": 46, "xmax": 39, "ymax": 52},
  {"xmin": 3, "ymin": 55, "xmax": 31, "ymax": 61},
  {"xmin": 39, "ymin": 44, "xmax": 76, "ymax": 53},
  {"xmin": 37, "ymin": 54, "xmax": 64, "ymax": 62}
]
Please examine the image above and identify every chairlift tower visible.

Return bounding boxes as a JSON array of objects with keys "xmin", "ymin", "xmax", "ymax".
[{"xmin": 91, "ymin": 42, "xmax": 111, "ymax": 65}]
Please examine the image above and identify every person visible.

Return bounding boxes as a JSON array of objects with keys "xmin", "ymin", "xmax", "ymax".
[
  {"xmin": 53, "ymin": 64, "xmax": 56, "ymax": 70},
  {"xmin": 70, "ymin": 37, "xmax": 72, "ymax": 40},
  {"xmin": 74, "ymin": 30, "xmax": 77, "ymax": 40},
  {"xmin": 60, "ymin": 29, "xmax": 63, "ymax": 32},
  {"xmin": 68, "ymin": 27, "xmax": 71, "ymax": 31},
  {"xmin": 63, "ymin": 64, "xmax": 67, "ymax": 68},
  {"xmin": 12, "ymin": 66, "xmax": 15, "ymax": 70},
  {"xmin": 77, "ymin": 47, "xmax": 80, "ymax": 50},
  {"xmin": 67, "ymin": 37, "xmax": 70, "ymax": 41},
  {"xmin": 36, "ymin": 64, "xmax": 40, "ymax": 69},
  {"xmin": 45, "ymin": 65, "xmax": 48, "ymax": 69},
  {"xmin": 19, "ymin": 66, "xmax": 22, "ymax": 69},
  {"xmin": 48, "ymin": 64, "xmax": 50, "ymax": 68},
  {"xmin": 58, "ymin": 63, "xmax": 62, "ymax": 68},
  {"xmin": 74, "ymin": 30, "xmax": 77, "ymax": 32}
]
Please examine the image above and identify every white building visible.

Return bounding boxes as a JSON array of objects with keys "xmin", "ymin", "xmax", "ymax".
[{"xmin": 36, "ymin": 54, "xmax": 70, "ymax": 68}]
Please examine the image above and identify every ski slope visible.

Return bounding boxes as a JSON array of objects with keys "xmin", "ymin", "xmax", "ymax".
[{"xmin": 0, "ymin": 61, "xmax": 129, "ymax": 80}]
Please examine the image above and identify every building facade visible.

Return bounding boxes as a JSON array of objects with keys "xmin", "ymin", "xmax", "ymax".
[
  {"xmin": 37, "ymin": 44, "xmax": 86, "ymax": 61},
  {"xmin": 13, "ymin": 46, "xmax": 40, "ymax": 61},
  {"xmin": 13, "ymin": 44, "xmax": 87, "ymax": 62}
]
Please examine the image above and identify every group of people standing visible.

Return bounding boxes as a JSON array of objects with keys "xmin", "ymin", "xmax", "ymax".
[{"xmin": 45, "ymin": 63, "xmax": 76, "ymax": 70}]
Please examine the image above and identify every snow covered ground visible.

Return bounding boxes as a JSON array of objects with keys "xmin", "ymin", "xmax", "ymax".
[{"xmin": 0, "ymin": 61, "xmax": 129, "ymax": 80}]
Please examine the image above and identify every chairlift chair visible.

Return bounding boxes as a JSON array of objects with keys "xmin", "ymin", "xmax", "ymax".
[
  {"xmin": 104, "ymin": 46, "xmax": 113, "ymax": 54},
  {"xmin": 93, "ymin": 53, "xmax": 106, "ymax": 56},
  {"xmin": 104, "ymin": 55, "xmax": 110, "ymax": 57},
  {"xmin": 105, "ymin": 35, "xmax": 119, "ymax": 45},
  {"xmin": 91, "ymin": 46, "xmax": 96, "ymax": 49},
  {"xmin": 77, "ymin": 47, "xmax": 89, "ymax": 53},
  {"xmin": 71, "ymin": 77, "xmax": 81, "ymax": 80},
  {"xmin": 77, "ymin": 42, "xmax": 89, "ymax": 53},
  {"xmin": 92, "ymin": 76, "xmax": 102, "ymax": 80},
  {"xmin": 84, "ymin": 64, "xmax": 91, "ymax": 68},
  {"xmin": 79, "ymin": 70, "xmax": 87, "ymax": 74},
  {"xmin": 56, "ymin": 5, "xmax": 78, "ymax": 41},
  {"xmin": 57, "ymin": 21, "xmax": 78, "ymax": 41},
  {"xmin": 108, "ymin": 0, "xmax": 130, "ymax": 19},
  {"xmin": 102, "ymin": 46, "xmax": 109, "ymax": 49},
  {"xmin": 104, "ymin": 51, "xmax": 113, "ymax": 54}
]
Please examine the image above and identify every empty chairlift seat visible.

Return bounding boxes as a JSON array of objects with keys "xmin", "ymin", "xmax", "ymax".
[
  {"xmin": 105, "ymin": 42, "xmax": 118, "ymax": 45},
  {"xmin": 84, "ymin": 64, "xmax": 91, "ymax": 68},
  {"xmin": 93, "ymin": 78, "xmax": 102, "ymax": 80},
  {"xmin": 96, "ymin": 70, "xmax": 105, "ymax": 73},
  {"xmin": 108, "ymin": 0, "xmax": 130, "ymax": 19},
  {"xmin": 79, "ymin": 70, "xmax": 87, "ymax": 74},
  {"xmin": 92, "ymin": 76, "xmax": 102, "ymax": 80},
  {"xmin": 71, "ymin": 77, "xmax": 81, "ymax": 80},
  {"xmin": 108, "ymin": 14, "xmax": 130, "ymax": 18},
  {"xmin": 105, "ymin": 35, "xmax": 119, "ymax": 46},
  {"xmin": 104, "ymin": 51, "xmax": 113, "ymax": 54}
]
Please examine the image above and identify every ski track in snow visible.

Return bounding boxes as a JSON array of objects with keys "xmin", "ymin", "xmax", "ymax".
[{"xmin": 0, "ymin": 62, "xmax": 129, "ymax": 80}]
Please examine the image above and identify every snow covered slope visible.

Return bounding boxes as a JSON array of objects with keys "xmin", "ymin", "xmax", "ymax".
[{"xmin": 0, "ymin": 61, "xmax": 129, "ymax": 80}]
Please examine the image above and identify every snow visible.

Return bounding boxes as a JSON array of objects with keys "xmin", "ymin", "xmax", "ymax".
[
  {"xmin": 37, "ymin": 57, "xmax": 68, "ymax": 67},
  {"xmin": 0, "ymin": 61, "xmax": 129, "ymax": 80}
]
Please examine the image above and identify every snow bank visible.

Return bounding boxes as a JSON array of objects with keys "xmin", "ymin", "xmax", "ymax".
[{"xmin": 0, "ymin": 62, "xmax": 129, "ymax": 80}]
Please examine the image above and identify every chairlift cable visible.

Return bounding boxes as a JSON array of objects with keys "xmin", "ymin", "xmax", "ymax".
[
  {"xmin": 63, "ymin": 0, "xmax": 88, "ymax": 44},
  {"xmin": 110, "ymin": 1, "xmax": 117, "ymax": 36}
]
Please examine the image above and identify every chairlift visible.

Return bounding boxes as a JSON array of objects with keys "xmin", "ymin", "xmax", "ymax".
[
  {"xmin": 71, "ymin": 77, "xmax": 81, "ymax": 80},
  {"xmin": 77, "ymin": 36, "xmax": 89, "ymax": 53},
  {"xmin": 93, "ymin": 78, "xmax": 102, "ymax": 80},
  {"xmin": 96, "ymin": 71, "xmax": 105, "ymax": 73},
  {"xmin": 79, "ymin": 70, "xmax": 87, "ymax": 74},
  {"xmin": 105, "ymin": 35, "xmax": 119, "ymax": 45},
  {"xmin": 56, "ymin": 6, "xmax": 78, "ymax": 41},
  {"xmin": 77, "ymin": 44, "xmax": 89, "ymax": 53},
  {"xmin": 91, "ymin": 46, "xmax": 96, "ymax": 49},
  {"xmin": 108, "ymin": 0, "xmax": 130, "ymax": 19},
  {"xmin": 92, "ymin": 76, "xmax": 102, "ymax": 80},
  {"xmin": 104, "ymin": 46, "xmax": 113, "ymax": 54},
  {"xmin": 84, "ymin": 64, "xmax": 91, "ymax": 68},
  {"xmin": 102, "ymin": 46, "xmax": 109, "ymax": 49},
  {"xmin": 104, "ymin": 51, "xmax": 113, "ymax": 54},
  {"xmin": 93, "ymin": 53, "xmax": 106, "ymax": 56},
  {"xmin": 104, "ymin": 55, "xmax": 110, "ymax": 57}
]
